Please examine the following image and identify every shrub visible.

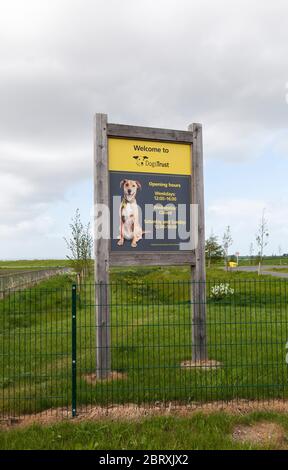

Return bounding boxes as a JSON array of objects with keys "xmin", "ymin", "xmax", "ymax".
[{"xmin": 210, "ymin": 283, "xmax": 234, "ymax": 300}]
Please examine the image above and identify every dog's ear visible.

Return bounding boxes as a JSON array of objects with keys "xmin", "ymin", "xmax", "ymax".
[
  {"xmin": 120, "ymin": 179, "xmax": 126, "ymax": 188},
  {"xmin": 133, "ymin": 156, "xmax": 139, "ymax": 160},
  {"xmin": 136, "ymin": 181, "xmax": 142, "ymax": 190}
]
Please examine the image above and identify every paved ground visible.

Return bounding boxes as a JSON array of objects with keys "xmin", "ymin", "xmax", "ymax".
[{"xmin": 235, "ymin": 266, "xmax": 288, "ymax": 278}]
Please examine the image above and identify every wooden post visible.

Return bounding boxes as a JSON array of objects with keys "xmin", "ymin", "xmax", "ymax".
[
  {"xmin": 94, "ymin": 113, "xmax": 111, "ymax": 379},
  {"xmin": 189, "ymin": 123, "xmax": 207, "ymax": 362}
]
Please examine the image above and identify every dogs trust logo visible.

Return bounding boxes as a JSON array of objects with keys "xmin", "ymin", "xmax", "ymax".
[
  {"xmin": 132, "ymin": 155, "xmax": 170, "ymax": 170},
  {"xmin": 133, "ymin": 155, "xmax": 149, "ymax": 166}
]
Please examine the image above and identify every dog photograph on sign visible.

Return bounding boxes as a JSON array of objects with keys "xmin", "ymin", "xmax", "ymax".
[{"xmin": 117, "ymin": 178, "xmax": 143, "ymax": 248}]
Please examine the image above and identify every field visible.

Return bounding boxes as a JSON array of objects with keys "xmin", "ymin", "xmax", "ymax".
[
  {"xmin": 0, "ymin": 259, "xmax": 71, "ymax": 269},
  {"xmin": 1, "ymin": 257, "xmax": 288, "ymax": 269},
  {"xmin": 0, "ymin": 259, "xmax": 71, "ymax": 279},
  {"xmin": 212, "ymin": 256, "xmax": 288, "ymax": 267},
  {"xmin": 262, "ymin": 258, "xmax": 288, "ymax": 266},
  {"xmin": 1, "ymin": 266, "xmax": 288, "ymax": 419}
]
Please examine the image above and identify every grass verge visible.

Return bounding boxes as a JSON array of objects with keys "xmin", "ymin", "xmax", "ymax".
[{"xmin": 1, "ymin": 411, "xmax": 288, "ymax": 450}]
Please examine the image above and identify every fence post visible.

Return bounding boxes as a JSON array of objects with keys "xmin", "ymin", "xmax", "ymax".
[
  {"xmin": 72, "ymin": 284, "xmax": 77, "ymax": 417},
  {"xmin": 94, "ymin": 113, "xmax": 111, "ymax": 379},
  {"xmin": 189, "ymin": 123, "xmax": 207, "ymax": 362}
]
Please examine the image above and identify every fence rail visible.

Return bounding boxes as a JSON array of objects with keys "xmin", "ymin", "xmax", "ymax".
[{"xmin": 1, "ymin": 279, "xmax": 288, "ymax": 420}]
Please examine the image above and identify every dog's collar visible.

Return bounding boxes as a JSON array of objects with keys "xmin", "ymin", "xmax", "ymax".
[{"xmin": 122, "ymin": 196, "xmax": 136, "ymax": 204}]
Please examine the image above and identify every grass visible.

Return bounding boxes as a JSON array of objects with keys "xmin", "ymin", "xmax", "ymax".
[
  {"xmin": 211, "ymin": 257, "xmax": 288, "ymax": 267},
  {"xmin": 239, "ymin": 257, "xmax": 288, "ymax": 266},
  {"xmin": 255, "ymin": 257, "xmax": 288, "ymax": 266},
  {"xmin": 1, "ymin": 411, "xmax": 288, "ymax": 449},
  {"xmin": 271, "ymin": 268, "xmax": 288, "ymax": 274},
  {"xmin": 1, "ymin": 265, "xmax": 288, "ymax": 417}
]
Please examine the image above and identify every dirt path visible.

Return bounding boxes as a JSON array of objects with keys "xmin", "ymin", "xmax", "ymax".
[{"xmin": 2, "ymin": 399, "xmax": 288, "ymax": 429}]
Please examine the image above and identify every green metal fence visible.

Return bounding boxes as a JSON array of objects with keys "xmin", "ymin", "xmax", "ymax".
[
  {"xmin": 0, "ymin": 286, "xmax": 72, "ymax": 420},
  {"xmin": 1, "ymin": 279, "xmax": 288, "ymax": 420}
]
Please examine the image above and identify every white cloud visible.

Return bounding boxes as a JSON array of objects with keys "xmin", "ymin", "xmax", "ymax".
[
  {"xmin": 0, "ymin": 215, "xmax": 54, "ymax": 239},
  {"xmin": 1, "ymin": 0, "xmax": 288, "ymax": 256}
]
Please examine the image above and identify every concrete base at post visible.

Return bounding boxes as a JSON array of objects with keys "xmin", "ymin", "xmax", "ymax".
[{"xmin": 180, "ymin": 359, "xmax": 222, "ymax": 370}]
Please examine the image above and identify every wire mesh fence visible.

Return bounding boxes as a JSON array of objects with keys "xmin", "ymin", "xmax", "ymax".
[
  {"xmin": 0, "ymin": 286, "xmax": 72, "ymax": 420},
  {"xmin": 1, "ymin": 279, "xmax": 288, "ymax": 420}
]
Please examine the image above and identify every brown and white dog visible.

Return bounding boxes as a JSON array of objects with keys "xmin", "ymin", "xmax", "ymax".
[{"xmin": 117, "ymin": 179, "xmax": 142, "ymax": 248}]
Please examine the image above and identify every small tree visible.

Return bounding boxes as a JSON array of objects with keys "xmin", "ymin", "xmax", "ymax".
[
  {"xmin": 205, "ymin": 233, "xmax": 224, "ymax": 268},
  {"xmin": 256, "ymin": 209, "xmax": 269, "ymax": 275},
  {"xmin": 80, "ymin": 221, "xmax": 93, "ymax": 277},
  {"xmin": 249, "ymin": 242, "xmax": 254, "ymax": 265},
  {"xmin": 279, "ymin": 245, "xmax": 282, "ymax": 266},
  {"xmin": 222, "ymin": 226, "xmax": 233, "ymax": 271},
  {"xmin": 64, "ymin": 209, "xmax": 93, "ymax": 286}
]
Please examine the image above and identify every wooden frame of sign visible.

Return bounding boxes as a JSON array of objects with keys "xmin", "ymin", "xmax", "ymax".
[{"xmin": 94, "ymin": 113, "xmax": 206, "ymax": 378}]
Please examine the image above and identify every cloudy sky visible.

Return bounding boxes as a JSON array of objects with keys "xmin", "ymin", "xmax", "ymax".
[{"xmin": 1, "ymin": 0, "xmax": 288, "ymax": 259}]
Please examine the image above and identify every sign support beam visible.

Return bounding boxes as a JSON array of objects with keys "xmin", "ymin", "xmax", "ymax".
[
  {"xmin": 94, "ymin": 113, "xmax": 111, "ymax": 379},
  {"xmin": 189, "ymin": 123, "xmax": 207, "ymax": 362}
]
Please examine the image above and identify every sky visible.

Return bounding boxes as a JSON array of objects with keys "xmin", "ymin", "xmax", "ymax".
[{"xmin": 1, "ymin": 0, "xmax": 288, "ymax": 259}]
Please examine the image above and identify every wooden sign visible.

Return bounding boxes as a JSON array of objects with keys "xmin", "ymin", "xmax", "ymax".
[{"xmin": 94, "ymin": 114, "xmax": 206, "ymax": 378}]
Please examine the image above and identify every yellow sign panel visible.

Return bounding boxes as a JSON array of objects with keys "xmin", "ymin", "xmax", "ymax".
[{"xmin": 108, "ymin": 138, "xmax": 191, "ymax": 175}]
